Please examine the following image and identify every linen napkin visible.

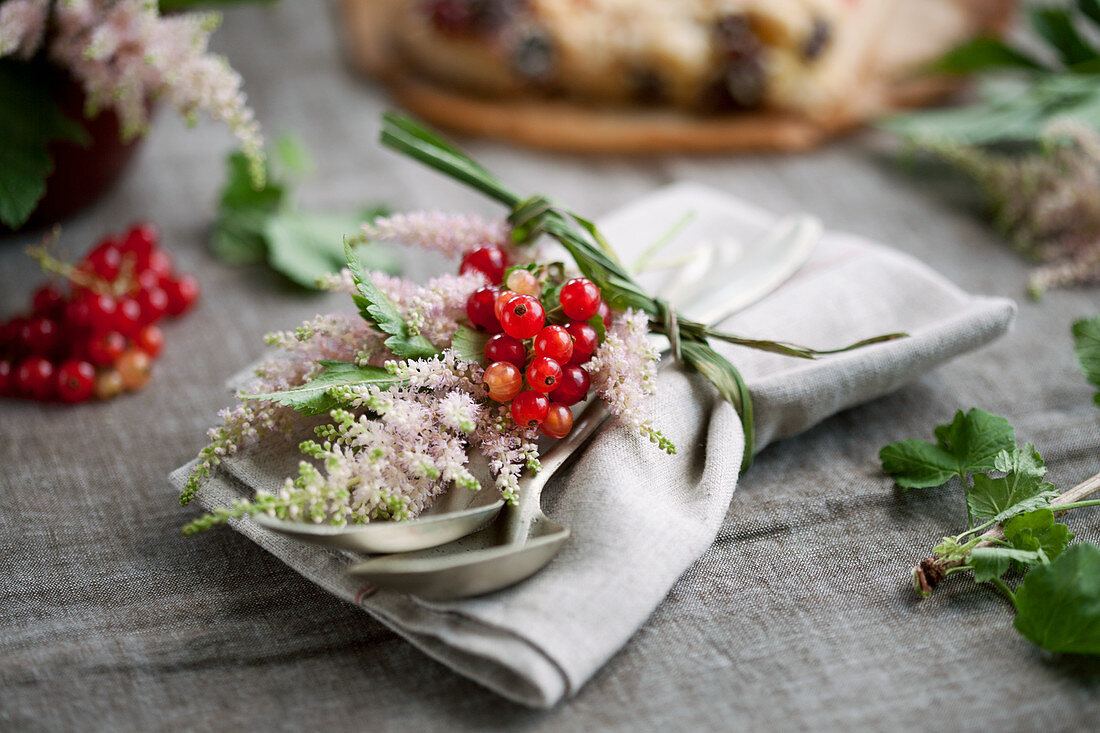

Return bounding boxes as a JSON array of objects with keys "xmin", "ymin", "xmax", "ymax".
[{"xmin": 169, "ymin": 183, "xmax": 1015, "ymax": 708}]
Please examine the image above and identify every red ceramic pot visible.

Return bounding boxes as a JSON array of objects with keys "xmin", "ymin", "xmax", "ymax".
[{"xmin": 15, "ymin": 69, "xmax": 146, "ymax": 232}]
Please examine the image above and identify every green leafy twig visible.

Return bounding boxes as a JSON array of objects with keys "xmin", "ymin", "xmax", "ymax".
[
  {"xmin": 211, "ymin": 138, "xmax": 398, "ymax": 288},
  {"xmin": 912, "ymin": 468, "xmax": 1100, "ymax": 596},
  {"xmin": 380, "ymin": 113, "xmax": 905, "ymax": 471}
]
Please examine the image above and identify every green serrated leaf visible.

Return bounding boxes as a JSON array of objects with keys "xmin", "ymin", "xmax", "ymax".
[
  {"xmin": 240, "ymin": 360, "xmax": 404, "ymax": 415},
  {"xmin": 879, "ymin": 408, "xmax": 1016, "ymax": 489},
  {"xmin": 1015, "ymin": 543, "xmax": 1100, "ymax": 655},
  {"xmin": 1004, "ymin": 508, "xmax": 1075, "ymax": 562},
  {"xmin": 970, "ymin": 546, "xmax": 1043, "ymax": 583},
  {"xmin": 1073, "ymin": 315, "xmax": 1100, "ymax": 406},
  {"xmin": 966, "ymin": 454, "xmax": 1058, "ymax": 525},
  {"xmin": 211, "ymin": 207, "xmax": 272, "ymax": 264},
  {"xmin": 266, "ymin": 211, "xmax": 399, "ymax": 289},
  {"xmin": 993, "ymin": 443, "xmax": 1047, "ymax": 477},
  {"xmin": 0, "ymin": 62, "xmax": 90, "ymax": 228},
  {"xmin": 343, "ymin": 239, "xmax": 439, "ymax": 360},
  {"xmin": 450, "ymin": 326, "xmax": 490, "ymax": 365}
]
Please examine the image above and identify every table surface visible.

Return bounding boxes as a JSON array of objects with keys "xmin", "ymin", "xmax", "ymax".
[{"xmin": 3, "ymin": 3, "xmax": 1099, "ymax": 731}]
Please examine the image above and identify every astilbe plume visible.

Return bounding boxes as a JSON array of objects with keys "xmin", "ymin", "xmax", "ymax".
[
  {"xmin": 0, "ymin": 0, "xmax": 48, "ymax": 58},
  {"xmin": 0, "ymin": 0, "xmax": 264, "ymax": 183},
  {"xmin": 926, "ymin": 119, "xmax": 1100, "ymax": 297},
  {"xmin": 586, "ymin": 308, "xmax": 673, "ymax": 453},
  {"xmin": 362, "ymin": 211, "xmax": 534, "ymax": 263}
]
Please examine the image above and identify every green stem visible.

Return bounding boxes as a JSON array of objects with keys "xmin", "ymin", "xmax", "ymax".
[
  {"xmin": 1053, "ymin": 499, "xmax": 1100, "ymax": 512},
  {"xmin": 989, "ymin": 577, "xmax": 1018, "ymax": 608}
]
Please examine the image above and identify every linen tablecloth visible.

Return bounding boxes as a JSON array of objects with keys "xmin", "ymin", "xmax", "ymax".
[{"xmin": 3, "ymin": 2, "xmax": 1100, "ymax": 729}]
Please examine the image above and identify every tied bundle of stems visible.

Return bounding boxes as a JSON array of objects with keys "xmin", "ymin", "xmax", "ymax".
[{"xmin": 380, "ymin": 114, "xmax": 906, "ymax": 468}]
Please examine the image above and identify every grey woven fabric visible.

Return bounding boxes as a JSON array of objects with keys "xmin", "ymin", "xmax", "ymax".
[
  {"xmin": 4, "ymin": 2, "xmax": 1100, "ymax": 730},
  {"xmin": 168, "ymin": 186, "xmax": 1014, "ymax": 708}
]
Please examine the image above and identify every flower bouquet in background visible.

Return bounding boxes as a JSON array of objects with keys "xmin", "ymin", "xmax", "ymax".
[
  {"xmin": 180, "ymin": 114, "xmax": 902, "ymax": 533},
  {"xmin": 884, "ymin": 1, "xmax": 1100, "ymax": 296},
  {"xmin": 0, "ymin": 0, "xmax": 267, "ymax": 230}
]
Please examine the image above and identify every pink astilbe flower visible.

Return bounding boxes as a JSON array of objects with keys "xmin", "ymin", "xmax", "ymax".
[
  {"xmin": 587, "ymin": 308, "xmax": 673, "ymax": 452},
  {"xmin": 362, "ymin": 211, "xmax": 515, "ymax": 260},
  {"xmin": 0, "ymin": 0, "xmax": 48, "ymax": 59},
  {"xmin": 5, "ymin": 0, "xmax": 265, "ymax": 183}
]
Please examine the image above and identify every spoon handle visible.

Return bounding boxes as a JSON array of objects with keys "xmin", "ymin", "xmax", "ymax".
[{"xmin": 503, "ymin": 400, "xmax": 611, "ymax": 545}]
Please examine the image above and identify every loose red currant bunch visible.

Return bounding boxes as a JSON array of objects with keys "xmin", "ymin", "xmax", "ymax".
[
  {"xmin": 459, "ymin": 259, "xmax": 612, "ymax": 439},
  {"xmin": 1, "ymin": 221, "xmax": 198, "ymax": 404}
]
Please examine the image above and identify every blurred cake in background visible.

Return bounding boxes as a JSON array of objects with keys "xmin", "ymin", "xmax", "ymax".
[{"xmin": 340, "ymin": 0, "xmax": 1015, "ymax": 152}]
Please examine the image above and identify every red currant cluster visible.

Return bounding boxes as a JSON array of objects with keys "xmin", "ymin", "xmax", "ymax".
[
  {"xmin": 0, "ymin": 223, "xmax": 200, "ymax": 403},
  {"xmin": 460, "ymin": 245, "xmax": 608, "ymax": 440}
]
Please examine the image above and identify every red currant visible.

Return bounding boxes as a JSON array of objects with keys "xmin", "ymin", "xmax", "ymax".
[
  {"xmin": 526, "ymin": 356, "xmax": 562, "ymax": 393},
  {"xmin": 597, "ymin": 300, "xmax": 612, "ymax": 328},
  {"xmin": 117, "ymin": 348, "xmax": 152, "ymax": 390},
  {"xmin": 32, "ymin": 285, "xmax": 66, "ymax": 318},
  {"xmin": 87, "ymin": 330, "xmax": 127, "ymax": 366},
  {"xmin": 21, "ymin": 317, "xmax": 61, "ymax": 356},
  {"xmin": 494, "ymin": 289, "xmax": 518, "ymax": 321},
  {"xmin": 541, "ymin": 403, "xmax": 574, "ymax": 439},
  {"xmin": 483, "ymin": 361, "xmax": 523, "ymax": 402},
  {"xmin": 95, "ymin": 369, "xmax": 125, "ymax": 401},
  {"xmin": 559, "ymin": 278, "xmax": 601, "ymax": 321},
  {"xmin": 500, "ymin": 295, "xmax": 545, "ymax": 340},
  {"xmin": 565, "ymin": 321, "xmax": 599, "ymax": 364},
  {"xmin": 505, "ymin": 269, "xmax": 540, "ymax": 296},
  {"xmin": 147, "ymin": 249, "xmax": 174, "ymax": 279},
  {"xmin": 459, "ymin": 245, "xmax": 508, "ymax": 284},
  {"xmin": 56, "ymin": 359, "xmax": 96, "ymax": 403},
  {"xmin": 163, "ymin": 274, "xmax": 199, "ymax": 316},
  {"xmin": 549, "ymin": 364, "xmax": 590, "ymax": 406},
  {"xmin": 466, "ymin": 286, "xmax": 502, "ymax": 333},
  {"xmin": 83, "ymin": 293, "xmax": 118, "ymax": 333},
  {"xmin": 0, "ymin": 359, "xmax": 12, "ymax": 396},
  {"xmin": 485, "ymin": 333, "xmax": 527, "ymax": 370},
  {"xmin": 135, "ymin": 324, "xmax": 165, "ymax": 358},
  {"xmin": 113, "ymin": 297, "xmax": 143, "ymax": 337},
  {"xmin": 123, "ymin": 222, "xmax": 159, "ymax": 268},
  {"xmin": 510, "ymin": 390, "xmax": 549, "ymax": 428},
  {"xmin": 135, "ymin": 286, "xmax": 168, "ymax": 324},
  {"xmin": 63, "ymin": 297, "xmax": 93, "ymax": 333},
  {"xmin": 85, "ymin": 238, "xmax": 123, "ymax": 280},
  {"xmin": 533, "ymin": 325, "xmax": 573, "ymax": 363},
  {"xmin": 0, "ymin": 317, "xmax": 23, "ymax": 353},
  {"xmin": 16, "ymin": 356, "xmax": 55, "ymax": 400}
]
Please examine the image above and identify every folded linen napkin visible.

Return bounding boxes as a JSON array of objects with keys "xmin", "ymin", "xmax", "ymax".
[{"xmin": 170, "ymin": 183, "xmax": 1015, "ymax": 708}]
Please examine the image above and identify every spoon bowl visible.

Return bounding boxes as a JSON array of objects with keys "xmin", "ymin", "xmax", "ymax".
[{"xmin": 252, "ymin": 486, "xmax": 503, "ymax": 554}]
